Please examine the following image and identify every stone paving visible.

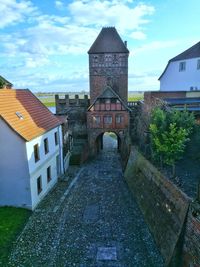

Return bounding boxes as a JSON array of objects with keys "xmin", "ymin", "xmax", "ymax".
[{"xmin": 8, "ymin": 136, "xmax": 164, "ymax": 267}]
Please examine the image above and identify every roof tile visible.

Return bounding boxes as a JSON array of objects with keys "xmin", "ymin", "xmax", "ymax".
[{"xmin": 0, "ymin": 89, "xmax": 61, "ymax": 141}]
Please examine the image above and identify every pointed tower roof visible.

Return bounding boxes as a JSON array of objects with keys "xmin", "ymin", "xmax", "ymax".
[{"xmin": 88, "ymin": 27, "xmax": 129, "ymax": 54}]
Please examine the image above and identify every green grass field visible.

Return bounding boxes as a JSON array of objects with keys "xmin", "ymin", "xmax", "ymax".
[
  {"xmin": 0, "ymin": 207, "xmax": 31, "ymax": 265},
  {"xmin": 35, "ymin": 92, "xmax": 144, "ymax": 107}
]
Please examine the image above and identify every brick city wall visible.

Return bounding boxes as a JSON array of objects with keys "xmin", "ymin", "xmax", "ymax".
[
  {"xmin": 124, "ymin": 147, "xmax": 191, "ymax": 266},
  {"xmin": 182, "ymin": 203, "xmax": 200, "ymax": 267},
  {"xmin": 124, "ymin": 147, "xmax": 200, "ymax": 266},
  {"xmin": 55, "ymin": 94, "xmax": 90, "ymax": 138}
]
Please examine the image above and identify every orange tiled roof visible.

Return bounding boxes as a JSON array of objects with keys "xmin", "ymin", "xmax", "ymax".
[{"xmin": 0, "ymin": 89, "xmax": 61, "ymax": 141}]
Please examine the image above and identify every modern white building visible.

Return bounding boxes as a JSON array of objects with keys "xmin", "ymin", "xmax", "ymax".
[
  {"xmin": 159, "ymin": 41, "xmax": 200, "ymax": 91},
  {"xmin": 0, "ymin": 89, "xmax": 64, "ymax": 210}
]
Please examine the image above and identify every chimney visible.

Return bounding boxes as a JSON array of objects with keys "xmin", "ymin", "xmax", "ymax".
[{"xmin": 124, "ymin": 41, "xmax": 127, "ymax": 47}]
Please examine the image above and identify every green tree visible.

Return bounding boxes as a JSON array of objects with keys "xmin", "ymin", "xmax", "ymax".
[
  {"xmin": 149, "ymin": 107, "xmax": 195, "ymax": 176},
  {"xmin": 0, "ymin": 79, "xmax": 4, "ymax": 88}
]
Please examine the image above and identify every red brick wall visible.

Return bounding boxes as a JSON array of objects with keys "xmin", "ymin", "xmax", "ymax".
[
  {"xmin": 89, "ymin": 53, "xmax": 128, "ymax": 104},
  {"xmin": 182, "ymin": 206, "xmax": 200, "ymax": 267}
]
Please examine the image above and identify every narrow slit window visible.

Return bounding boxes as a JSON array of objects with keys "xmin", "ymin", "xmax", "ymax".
[
  {"xmin": 47, "ymin": 166, "xmax": 51, "ymax": 183},
  {"xmin": 54, "ymin": 132, "xmax": 58, "ymax": 146},
  {"xmin": 37, "ymin": 176, "xmax": 42, "ymax": 194},
  {"xmin": 34, "ymin": 144, "xmax": 40, "ymax": 162},
  {"xmin": 44, "ymin": 138, "xmax": 49, "ymax": 154}
]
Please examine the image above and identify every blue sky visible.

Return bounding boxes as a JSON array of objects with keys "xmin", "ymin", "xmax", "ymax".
[{"xmin": 0, "ymin": 0, "xmax": 200, "ymax": 92}]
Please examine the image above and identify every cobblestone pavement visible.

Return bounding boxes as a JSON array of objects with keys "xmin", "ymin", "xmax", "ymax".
[{"xmin": 9, "ymin": 136, "xmax": 164, "ymax": 267}]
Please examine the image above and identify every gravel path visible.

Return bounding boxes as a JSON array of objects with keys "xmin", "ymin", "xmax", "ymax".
[{"xmin": 8, "ymin": 136, "xmax": 164, "ymax": 267}]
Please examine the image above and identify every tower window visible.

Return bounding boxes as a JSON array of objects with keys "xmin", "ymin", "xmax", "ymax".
[
  {"xmin": 104, "ymin": 115, "xmax": 112, "ymax": 124},
  {"xmin": 179, "ymin": 61, "xmax": 186, "ymax": 72},
  {"xmin": 93, "ymin": 116, "xmax": 101, "ymax": 125},
  {"xmin": 116, "ymin": 115, "xmax": 124, "ymax": 124}
]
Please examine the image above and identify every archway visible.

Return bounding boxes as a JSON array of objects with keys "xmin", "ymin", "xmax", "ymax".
[
  {"xmin": 94, "ymin": 131, "xmax": 121, "ymax": 154},
  {"xmin": 103, "ymin": 132, "xmax": 118, "ymax": 150}
]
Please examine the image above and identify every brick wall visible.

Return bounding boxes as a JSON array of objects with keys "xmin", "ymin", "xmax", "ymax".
[
  {"xmin": 124, "ymin": 147, "xmax": 190, "ymax": 266},
  {"xmin": 124, "ymin": 147, "xmax": 200, "ymax": 266},
  {"xmin": 182, "ymin": 203, "xmax": 200, "ymax": 267},
  {"xmin": 89, "ymin": 53, "xmax": 128, "ymax": 104}
]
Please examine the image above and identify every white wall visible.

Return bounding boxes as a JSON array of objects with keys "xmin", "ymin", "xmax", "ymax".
[
  {"xmin": 26, "ymin": 126, "xmax": 63, "ymax": 209},
  {"xmin": 160, "ymin": 57, "xmax": 200, "ymax": 91},
  {"xmin": 0, "ymin": 119, "xmax": 32, "ymax": 208}
]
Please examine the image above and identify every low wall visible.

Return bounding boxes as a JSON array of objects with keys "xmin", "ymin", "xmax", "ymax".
[
  {"xmin": 124, "ymin": 147, "xmax": 190, "ymax": 266},
  {"xmin": 182, "ymin": 202, "xmax": 200, "ymax": 267}
]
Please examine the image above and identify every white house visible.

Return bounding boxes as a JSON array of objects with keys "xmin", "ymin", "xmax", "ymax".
[
  {"xmin": 159, "ymin": 41, "xmax": 200, "ymax": 91},
  {"xmin": 0, "ymin": 89, "xmax": 64, "ymax": 210}
]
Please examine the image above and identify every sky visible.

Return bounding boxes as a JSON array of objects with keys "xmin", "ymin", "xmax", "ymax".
[{"xmin": 0, "ymin": 0, "xmax": 200, "ymax": 93}]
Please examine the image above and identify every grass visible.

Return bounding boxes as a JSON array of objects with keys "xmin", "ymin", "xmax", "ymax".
[
  {"xmin": 128, "ymin": 95, "xmax": 143, "ymax": 101},
  {"xmin": 35, "ymin": 92, "xmax": 144, "ymax": 107},
  {"xmin": 0, "ymin": 207, "xmax": 31, "ymax": 265}
]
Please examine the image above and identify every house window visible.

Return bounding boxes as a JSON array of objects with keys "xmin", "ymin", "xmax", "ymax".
[
  {"xmin": 197, "ymin": 59, "xmax": 200, "ymax": 70},
  {"xmin": 37, "ymin": 176, "xmax": 42, "ymax": 195},
  {"xmin": 34, "ymin": 144, "xmax": 40, "ymax": 162},
  {"xmin": 47, "ymin": 166, "xmax": 51, "ymax": 183},
  {"xmin": 44, "ymin": 138, "xmax": 49, "ymax": 154},
  {"xmin": 104, "ymin": 115, "xmax": 112, "ymax": 124},
  {"xmin": 54, "ymin": 131, "xmax": 58, "ymax": 146},
  {"xmin": 116, "ymin": 115, "xmax": 124, "ymax": 124},
  {"xmin": 93, "ymin": 116, "xmax": 100, "ymax": 124},
  {"xmin": 179, "ymin": 61, "xmax": 186, "ymax": 72}
]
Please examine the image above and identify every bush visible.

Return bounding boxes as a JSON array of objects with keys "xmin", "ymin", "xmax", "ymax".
[{"xmin": 149, "ymin": 107, "xmax": 195, "ymax": 176}]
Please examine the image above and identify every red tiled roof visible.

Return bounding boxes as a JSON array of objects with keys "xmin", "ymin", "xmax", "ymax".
[{"xmin": 0, "ymin": 89, "xmax": 61, "ymax": 141}]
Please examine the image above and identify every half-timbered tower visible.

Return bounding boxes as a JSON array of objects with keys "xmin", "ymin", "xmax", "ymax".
[{"xmin": 87, "ymin": 27, "xmax": 130, "ymax": 156}]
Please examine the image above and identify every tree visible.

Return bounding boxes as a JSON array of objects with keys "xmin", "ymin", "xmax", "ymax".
[
  {"xmin": 0, "ymin": 79, "xmax": 4, "ymax": 88},
  {"xmin": 149, "ymin": 107, "xmax": 195, "ymax": 176}
]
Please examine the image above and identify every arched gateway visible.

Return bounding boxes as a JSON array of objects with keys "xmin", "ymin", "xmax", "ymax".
[{"xmin": 87, "ymin": 27, "xmax": 131, "ymax": 159}]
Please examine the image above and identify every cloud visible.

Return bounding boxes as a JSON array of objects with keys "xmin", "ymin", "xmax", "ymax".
[
  {"xmin": 130, "ymin": 31, "xmax": 146, "ymax": 40},
  {"xmin": 68, "ymin": 1, "xmax": 155, "ymax": 33},
  {"xmin": 132, "ymin": 40, "xmax": 179, "ymax": 55},
  {"xmin": 129, "ymin": 70, "xmax": 160, "ymax": 91},
  {"xmin": 55, "ymin": 0, "xmax": 64, "ymax": 9},
  {"xmin": 0, "ymin": 0, "xmax": 38, "ymax": 28},
  {"xmin": 0, "ymin": 0, "xmax": 157, "ymax": 91}
]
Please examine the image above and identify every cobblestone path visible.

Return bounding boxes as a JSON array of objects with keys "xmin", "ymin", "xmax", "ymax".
[{"xmin": 9, "ymin": 137, "xmax": 164, "ymax": 267}]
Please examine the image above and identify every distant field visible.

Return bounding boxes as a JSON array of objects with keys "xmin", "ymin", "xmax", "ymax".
[
  {"xmin": 35, "ymin": 92, "xmax": 144, "ymax": 107},
  {"xmin": 0, "ymin": 207, "xmax": 31, "ymax": 265}
]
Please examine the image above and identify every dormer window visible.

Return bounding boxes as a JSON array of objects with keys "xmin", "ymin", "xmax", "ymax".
[
  {"xmin": 197, "ymin": 59, "xmax": 200, "ymax": 70},
  {"xmin": 15, "ymin": 111, "xmax": 24, "ymax": 120},
  {"xmin": 179, "ymin": 62, "xmax": 186, "ymax": 72}
]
